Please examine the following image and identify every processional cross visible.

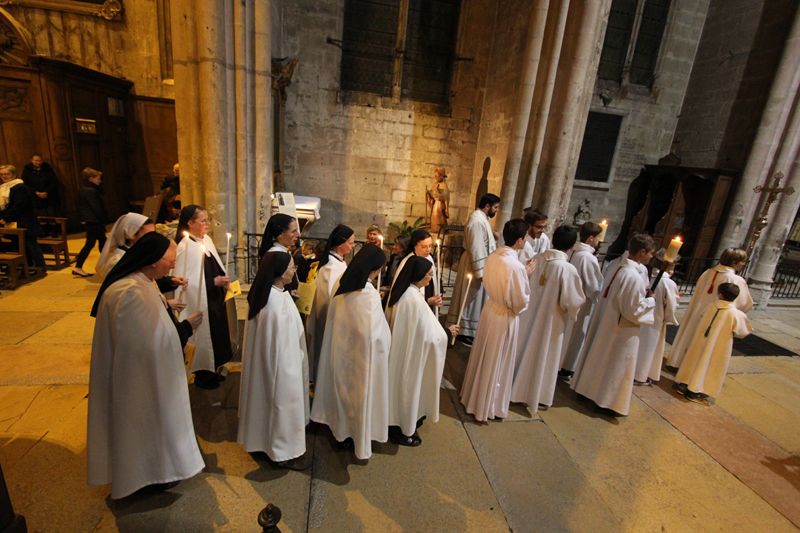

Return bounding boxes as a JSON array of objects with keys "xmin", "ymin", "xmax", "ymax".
[{"xmin": 745, "ymin": 171, "xmax": 795, "ymax": 258}]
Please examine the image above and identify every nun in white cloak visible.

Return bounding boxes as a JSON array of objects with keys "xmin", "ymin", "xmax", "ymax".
[
  {"xmin": 311, "ymin": 244, "xmax": 390, "ymax": 460},
  {"xmin": 385, "ymin": 255, "xmax": 448, "ymax": 446},
  {"xmin": 387, "ymin": 228, "xmax": 442, "ymax": 320},
  {"xmin": 238, "ymin": 251, "xmax": 310, "ymax": 468},
  {"xmin": 88, "ymin": 232, "xmax": 204, "ymax": 499},
  {"xmin": 95, "ymin": 212, "xmax": 153, "ymax": 279}
]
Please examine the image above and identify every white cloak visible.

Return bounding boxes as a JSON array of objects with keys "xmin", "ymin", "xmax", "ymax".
[
  {"xmin": 386, "ymin": 286, "xmax": 448, "ymax": 436},
  {"xmin": 387, "ymin": 252, "xmax": 440, "ymax": 320},
  {"xmin": 572, "ymin": 258, "xmax": 655, "ymax": 415},
  {"xmin": 518, "ymin": 233, "xmax": 551, "ymax": 263},
  {"xmin": 666, "ymin": 264, "xmax": 752, "ymax": 368},
  {"xmin": 447, "ymin": 209, "xmax": 496, "ymax": 336},
  {"xmin": 460, "ymin": 246, "xmax": 530, "ymax": 422},
  {"xmin": 560, "ymin": 242, "xmax": 604, "ymax": 372},
  {"xmin": 310, "ymin": 282, "xmax": 390, "ymax": 460},
  {"xmin": 512, "ymin": 249, "xmax": 585, "ymax": 412},
  {"xmin": 306, "ymin": 254, "xmax": 347, "ymax": 380},
  {"xmin": 636, "ymin": 273, "xmax": 680, "ymax": 382},
  {"xmin": 173, "ymin": 234, "xmax": 226, "ymax": 373},
  {"xmin": 96, "ymin": 213, "xmax": 149, "ymax": 279},
  {"xmin": 675, "ymin": 301, "xmax": 752, "ymax": 397},
  {"xmin": 87, "ymin": 272, "xmax": 204, "ymax": 499},
  {"xmin": 238, "ymin": 287, "xmax": 310, "ymax": 462}
]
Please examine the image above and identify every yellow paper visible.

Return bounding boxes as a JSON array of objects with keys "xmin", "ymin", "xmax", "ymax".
[
  {"xmin": 225, "ymin": 279, "xmax": 242, "ymax": 301},
  {"xmin": 183, "ymin": 342, "xmax": 196, "ymax": 372},
  {"xmin": 295, "ymin": 280, "xmax": 316, "ymax": 315}
]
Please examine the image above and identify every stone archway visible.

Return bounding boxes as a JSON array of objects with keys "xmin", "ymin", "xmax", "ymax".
[{"xmin": 0, "ymin": 7, "xmax": 34, "ymax": 66}]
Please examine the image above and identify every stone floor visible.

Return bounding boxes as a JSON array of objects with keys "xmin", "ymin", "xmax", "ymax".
[{"xmin": 1, "ymin": 240, "xmax": 799, "ymax": 532}]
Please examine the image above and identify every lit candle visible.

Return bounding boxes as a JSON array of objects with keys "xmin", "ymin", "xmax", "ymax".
[
  {"xmin": 436, "ymin": 238, "xmax": 442, "ymax": 290},
  {"xmin": 378, "ymin": 235, "xmax": 384, "ymax": 250},
  {"xmin": 451, "ymin": 273, "xmax": 473, "ymax": 346},
  {"xmin": 197, "ymin": 243, "xmax": 206, "ymax": 304},
  {"xmin": 598, "ymin": 220, "xmax": 608, "ymax": 241},
  {"xmin": 663, "ymin": 235, "xmax": 683, "ymax": 263},
  {"xmin": 225, "ymin": 232, "xmax": 232, "ymax": 275}
]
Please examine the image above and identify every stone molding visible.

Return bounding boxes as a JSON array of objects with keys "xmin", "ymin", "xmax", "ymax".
[{"xmin": 0, "ymin": 0, "xmax": 123, "ymax": 21}]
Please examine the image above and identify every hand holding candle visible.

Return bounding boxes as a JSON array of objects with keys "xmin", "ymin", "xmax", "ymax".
[
  {"xmin": 663, "ymin": 235, "xmax": 683, "ymax": 263},
  {"xmin": 597, "ymin": 220, "xmax": 608, "ymax": 241},
  {"xmin": 451, "ymin": 273, "xmax": 473, "ymax": 346}
]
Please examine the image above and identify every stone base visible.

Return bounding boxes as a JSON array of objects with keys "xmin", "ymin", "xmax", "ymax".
[{"xmin": 748, "ymin": 277, "xmax": 774, "ymax": 310}]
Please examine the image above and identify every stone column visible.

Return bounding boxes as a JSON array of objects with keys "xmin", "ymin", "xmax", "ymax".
[
  {"xmin": 715, "ymin": 8, "xmax": 800, "ymax": 254},
  {"xmin": 170, "ymin": 0, "xmax": 272, "ymax": 272}
]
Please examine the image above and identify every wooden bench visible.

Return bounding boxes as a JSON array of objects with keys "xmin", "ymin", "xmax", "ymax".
[
  {"xmin": 0, "ymin": 227, "xmax": 29, "ymax": 289},
  {"xmin": 37, "ymin": 216, "xmax": 71, "ymax": 269}
]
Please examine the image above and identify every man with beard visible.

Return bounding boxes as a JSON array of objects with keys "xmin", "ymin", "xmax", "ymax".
[{"xmin": 447, "ymin": 193, "xmax": 500, "ymax": 345}]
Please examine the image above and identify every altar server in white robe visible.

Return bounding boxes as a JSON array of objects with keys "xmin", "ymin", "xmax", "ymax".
[
  {"xmin": 311, "ymin": 244, "xmax": 390, "ymax": 460},
  {"xmin": 447, "ymin": 193, "xmax": 500, "ymax": 341},
  {"xmin": 512, "ymin": 225, "xmax": 585, "ymax": 413},
  {"xmin": 560, "ymin": 222, "xmax": 604, "ymax": 378},
  {"xmin": 635, "ymin": 256, "xmax": 680, "ymax": 384},
  {"xmin": 666, "ymin": 248, "xmax": 752, "ymax": 369},
  {"xmin": 238, "ymin": 251, "xmax": 310, "ymax": 469},
  {"xmin": 572, "ymin": 234, "xmax": 656, "ymax": 416},
  {"xmin": 306, "ymin": 224, "xmax": 354, "ymax": 381},
  {"xmin": 95, "ymin": 213, "xmax": 154, "ymax": 279},
  {"xmin": 88, "ymin": 232, "xmax": 205, "ymax": 499},
  {"xmin": 387, "ymin": 228, "xmax": 442, "ymax": 319},
  {"xmin": 385, "ymin": 255, "xmax": 448, "ymax": 446},
  {"xmin": 518, "ymin": 208, "xmax": 550, "ymax": 263},
  {"xmin": 675, "ymin": 283, "xmax": 752, "ymax": 402},
  {"xmin": 461, "ymin": 219, "xmax": 532, "ymax": 422},
  {"xmin": 173, "ymin": 205, "xmax": 232, "ymax": 389}
]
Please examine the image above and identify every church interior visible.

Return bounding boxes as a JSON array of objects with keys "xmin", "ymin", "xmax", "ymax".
[{"xmin": 1, "ymin": 0, "xmax": 800, "ymax": 531}]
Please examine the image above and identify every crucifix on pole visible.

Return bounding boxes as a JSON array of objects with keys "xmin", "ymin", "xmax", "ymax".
[{"xmin": 745, "ymin": 171, "xmax": 795, "ymax": 258}]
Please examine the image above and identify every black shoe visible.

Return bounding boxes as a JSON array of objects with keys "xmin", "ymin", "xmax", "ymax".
[
  {"xmin": 389, "ymin": 427, "xmax": 422, "ymax": 447},
  {"xmin": 537, "ymin": 403, "xmax": 550, "ymax": 411},
  {"xmin": 558, "ymin": 369, "xmax": 573, "ymax": 380},
  {"xmin": 672, "ymin": 382, "xmax": 688, "ymax": 395},
  {"xmin": 685, "ymin": 390, "xmax": 708, "ymax": 404},
  {"xmin": 633, "ymin": 380, "xmax": 651, "ymax": 386},
  {"xmin": 274, "ymin": 454, "xmax": 311, "ymax": 471}
]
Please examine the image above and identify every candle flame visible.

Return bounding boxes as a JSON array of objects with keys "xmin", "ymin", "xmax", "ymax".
[
  {"xmin": 226, "ymin": 232, "xmax": 232, "ymax": 239},
  {"xmin": 601, "ymin": 219, "xmax": 607, "ymax": 224},
  {"xmin": 467, "ymin": 273, "xmax": 473, "ymax": 280},
  {"xmin": 183, "ymin": 231, "xmax": 189, "ymax": 238}
]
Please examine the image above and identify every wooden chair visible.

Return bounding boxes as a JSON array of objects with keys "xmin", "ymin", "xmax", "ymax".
[
  {"xmin": 37, "ymin": 216, "xmax": 70, "ymax": 269},
  {"xmin": 0, "ymin": 227, "xmax": 29, "ymax": 289}
]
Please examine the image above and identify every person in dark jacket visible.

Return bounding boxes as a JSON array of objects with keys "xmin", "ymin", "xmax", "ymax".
[
  {"xmin": 0, "ymin": 164, "xmax": 46, "ymax": 271},
  {"xmin": 21, "ymin": 154, "xmax": 60, "ymax": 216},
  {"xmin": 73, "ymin": 167, "xmax": 108, "ymax": 277}
]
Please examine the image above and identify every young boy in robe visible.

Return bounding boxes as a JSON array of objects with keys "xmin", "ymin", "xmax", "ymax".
[
  {"xmin": 460, "ymin": 219, "xmax": 532, "ymax": 422},
  {"xmin": 511, "ymin": 225, "xmax": 585, "ymax": 413},
  {"xmin": 366, "ymin": 224, "xmax": 383, "ymax": 246},
  {"xmin": 674, "ymin": 283, "xmax": 752, "ymax": 403},
  {"xmin": 518, "ymin": 208, "xmax": 550, "ymax": 263}
]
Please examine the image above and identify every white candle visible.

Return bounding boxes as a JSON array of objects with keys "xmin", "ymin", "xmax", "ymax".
[
  {"xmin": 225, "ymin": 232, "xmax": 232, "ymax": 275},
  {"xmin": 598, "ymin": 220, "xmax": 608, "ymax": 242},
  {"xmin": 197, "ymin": 243, "xmax": 206, "ymax": 304},
  {"xmin": 663, "ymin": 235, "xmax": 683, "ymax": 263},
  {"xmin": 436, "ymin": 238, "xmax": 442, "ymax": 290},
  {"xmin": 451, "ymin": 273, "xmax": 473, "ymax": 346}
]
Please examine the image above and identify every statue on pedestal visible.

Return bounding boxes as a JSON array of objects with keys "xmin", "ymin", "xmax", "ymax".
[{"xmin": 426, "ymin": 166, "xmax": 450, "ymax": 232}]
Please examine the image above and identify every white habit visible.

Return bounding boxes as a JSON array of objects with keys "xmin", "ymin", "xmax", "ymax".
[
  {"xmin": 518, "ymin": 233, "xmax": 551, "ymax": 263},
  {"xmin": 238, "ymin": 287, "xmax": 310, "ymax": 462},
  {"xmin": 635, "ymin": 272, "xmax": 680, "ymax": 382},
  {"xmin": 95, "ymin": 213, "xmax": 149, "ymax": 279},
  {"xmin": 386, "ymin": 286, "xmax": 448, "ymax": 436},
  {"xmin": 306, "ymin": 253, "xmax": 347, "ymax": 379},
  {"xmin": 512, "ymin": 249, "xmax": 585, "ymax": 412},
  {"xmin": 460, "ymin": 246, "xmax": 530, "ymax": 421},
  {"xmin": 387, "ymin": 252, "xmax": 440, "ymax": 320},
  {"xmin": 447, "ymin": 209, "xmax": 496, "ymax": 336},
  {"xmin": 666, "ymin": 264, "xmax": 752, "ymax": 368},
  {"xmin": 572, "ymin": 258, "xmax": 655, "ymax": 415},
  {"xmin": 310, "ymin": 282, "xmax": 390, "ymax": 460},
  {"xmin": 173, "ymin": 234, "xmax": 226, "ymax": 373},
  {"xmin": 560, "ymin": 242, "xmax": 604, "ymax": 373},
  {"xmin": 87, "ymin": 272, "xmax": 204, "ymax": 499},
  {"xmin": 675, "ymin": 300, "xmax": 752, "ymax": 397}
]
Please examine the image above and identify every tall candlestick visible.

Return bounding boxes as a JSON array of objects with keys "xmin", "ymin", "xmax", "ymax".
[
  {"xmin": 225, "ymin": 232, "xmax": 232, "ymax": 274},
  {"xmin": 436, "ymin": 239, "xmax": 442, "ymax": 291},
  {"xmin": 663, "ymin": 235, "xmax": 683, "ymax": 263},
  {"xmin": 597, "ymin": 220, "xmax": 608, "ymax": 241},
  {"xmin": 197, "ymin": 243, "xmax": 206, "ymax": 304},
  {"xmin": 451, "ymin": 273, "xmax": 473, "ymax": 346}
]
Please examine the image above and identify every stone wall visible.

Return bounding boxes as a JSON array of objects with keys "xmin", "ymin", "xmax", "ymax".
[
  {"xmin": 4, "ymin": 1, "xmax": 172, "ymax": 99},
  {"xmin": 275, "ymin": 0, "xmax": 530, "ymax": 237},
  {"xmin": 566, "ymin": 0, "xmax": 709, "ymax": 246}
]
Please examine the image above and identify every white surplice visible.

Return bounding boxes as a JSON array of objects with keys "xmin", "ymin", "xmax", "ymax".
[
  {"xmin": 310, "ymin": 282, "xmax": 390, "ymax": 460},
  {"xmin": 95, "ymin": 213, "xmax": 149, "ymax": 279},
  {"xmin": 636, "ymin": 272, "xmax": 680, "ymax": 382},
  {"xmin": 447, "ymin": 209, "xmax": 496, "ymax": 336},
  {"xmin": 572, "ymin": 258, "xmax": 655, "ymax": 415},
  {"xmin": 460, "ymin": 246, "xmax": 530, "ymax": 422},
  {"xmin": 386, "ymin": 286, "xmax": 448, "ymax": 436},
  {"xmin": 560, "ymin": 242, "xmax": 603, "ymax": 372},
  {"xmin": 306, "ymin": 253, "xmax": 347, "ymax": 380},
  {"xmin": 666, "ymin": 264, "xmax": 752, "ymax": 368},
  {"xmin": 675, "ymin": 301, "xmax": 752, "ymax": 397},
  {"xmin": 173, "ymin": 234, "xmax": 226, "ymax": 373},
  {"xmin": 518, "ymin": 233, "xmax": 551, "ymax": 263},
  {"xmin": 511, "ymin": 250, "xmax": 584, "ymax": 412},
  {"xmin": 87, "ymin": 272, "xmax": 204, "ymax": 499}
]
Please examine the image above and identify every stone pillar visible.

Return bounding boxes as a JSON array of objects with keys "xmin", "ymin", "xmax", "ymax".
[
  {"xmin": 170, "ymin": 0, "xmax": 273, "ymax": 272},
  {"xmin": 715, "ymin": 8, "xmax": 800, "ymax": 254}
]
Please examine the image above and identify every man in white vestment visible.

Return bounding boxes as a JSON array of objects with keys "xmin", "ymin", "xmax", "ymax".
[
  {"xmin": 518, "ymin": 208, "xmax": 550, "ymax": 263},
  {"xmin": 460, "ymin": 219, "xmax": 532, "ymax": 422},
  {"xmin": 572, "ymin": 234, "xmax": 656, "ymax": 416},
  {"xmin": 560, "ymin": 222, "xmax": 604, "ymax": 378},
  {"xmin": 447, "ymin": 193, "xmax": 500, "ymax": 344},
  {"xmin": 88, "ymin": 233, "xmax": 204, "ymax": 499},
  {"xmin": 512, "ymin": 225, "xmax": 585, "ymax": 414}
]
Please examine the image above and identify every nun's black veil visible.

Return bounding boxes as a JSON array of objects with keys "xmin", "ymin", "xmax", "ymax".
[
  {"xmin": 387, "ymin": 255, "xmax": 432, "ymax": 307},
  {"xmin": 335, "ymin": 244, "xmax": 386, "ymax": 296},
  {"xmin": 247, "ymin": 251, "xmax": 292, "ymax": 320}
]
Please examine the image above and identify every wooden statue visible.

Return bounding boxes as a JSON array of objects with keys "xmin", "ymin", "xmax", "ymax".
[{"xmin": 427, "ymin": 166, "xmax": 450, "ymax": 232}]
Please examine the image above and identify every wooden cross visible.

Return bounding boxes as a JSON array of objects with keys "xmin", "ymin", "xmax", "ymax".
[{"xmin": 746, "ymin": 172, "xmax": 795, "ymax": 257}]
